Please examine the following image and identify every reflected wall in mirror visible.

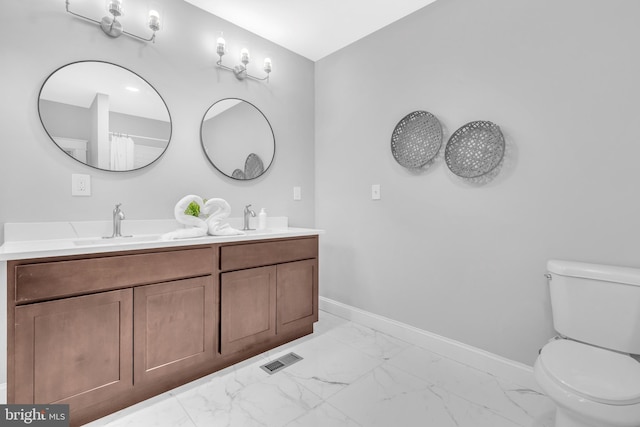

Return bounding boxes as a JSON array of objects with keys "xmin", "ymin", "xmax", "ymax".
[
  {"xmin": 201, "ymin": 98, "xmax": 275, "ymax": 180},
  {"xmin": 38, "ymin": 61, "xmax": 172, "ymax": 171}
]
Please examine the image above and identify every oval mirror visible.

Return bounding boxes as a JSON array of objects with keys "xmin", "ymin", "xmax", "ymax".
[
  {"xmin": 38, "ymin": 61, "xmax": 172, "ymax": 171},
  {"xmin": 201, "ymin": 98, "xmax": 275, "ymax": 180}
]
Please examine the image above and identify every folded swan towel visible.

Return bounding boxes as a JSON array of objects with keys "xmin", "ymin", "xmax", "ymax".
[
  {"xmin": 204, "ymin": 198, "xmax": 244, "ymax": 236},
  {"xmin": 162, "ymin": 195, "xmax": 208, "ymax": 240}
]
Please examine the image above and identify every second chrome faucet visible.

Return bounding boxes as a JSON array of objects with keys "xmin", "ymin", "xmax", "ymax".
[{"xmin": 243, "ymin": 204, "xmax": 256, "ymax": 230}]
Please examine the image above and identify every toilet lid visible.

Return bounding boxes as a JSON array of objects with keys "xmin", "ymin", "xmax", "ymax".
[{"xmin": 539, "ymin": 339, "xmax": 640, "ymax": 405}]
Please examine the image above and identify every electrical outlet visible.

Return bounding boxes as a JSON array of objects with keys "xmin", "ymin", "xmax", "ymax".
[
  {"xmin": 293, "ymin": 186, "xmax": 302, "ymax": 201},
  {"xmin": 371, "ymin": 184, "xmax": 381, "ymax": 200},
  {"xmin": 72, "ymin": 174, "xmax": 91, "ymax": 196}
]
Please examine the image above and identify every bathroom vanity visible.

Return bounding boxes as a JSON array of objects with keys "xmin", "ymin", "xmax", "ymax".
[{"xmin": 0, "ymin": 223, "xmax": 321, "ymax": 426}]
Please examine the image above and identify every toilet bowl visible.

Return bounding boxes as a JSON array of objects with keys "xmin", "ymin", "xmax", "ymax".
[
  {"xmin": 536, "ymin": 260, "xmax": 640, "ymax": 427},
  {"xmin": 535, "ymin": 339, "xmax": 640, "ymax": 427}
]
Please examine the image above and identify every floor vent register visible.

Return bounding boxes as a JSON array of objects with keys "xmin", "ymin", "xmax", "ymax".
[{"xmin": 260, "ymin": 352, "xmax": 303, "ymax": 375}]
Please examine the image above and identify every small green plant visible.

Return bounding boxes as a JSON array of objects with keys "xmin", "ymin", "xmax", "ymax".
[{"xmin": 184, "ymin": 201, "xmax": 201, "ymax": 217}]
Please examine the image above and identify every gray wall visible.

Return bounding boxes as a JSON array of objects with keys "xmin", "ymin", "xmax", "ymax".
[
  {"xmin": 0, "ymin": 0, "xmax": 315, "ymax": 245},
  {"xmin": 39, "ymin": 100, "xmax": 91, "ymax": 140},
  {"xmin": 315, "ymin": 0, "xmax": 640, "ymax": 366}
]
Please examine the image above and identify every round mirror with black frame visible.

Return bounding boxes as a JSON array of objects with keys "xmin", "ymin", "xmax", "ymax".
[
  {"xmin": 38, "ymin": 60, "xmax": 172, "ymax": 172},
  {"xmin": 201, "ymin": 98, "xmax": 275, "ymax": 180}
]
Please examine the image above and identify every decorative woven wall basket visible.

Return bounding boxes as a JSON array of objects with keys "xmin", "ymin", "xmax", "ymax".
[
  {"xmin": 232, "ymin": 169, "xmax": 246, "ymax": 179},
  {"xmin": 391, "ymin": 111, "xmax": 443, "ymax": 169},
  {"xmin": 244, "ymin": 153, "xmax": 264, "ymax": 179},
  {"xmin": 445, "ymin": 121, "xmax": 505, "ymax": 178}
]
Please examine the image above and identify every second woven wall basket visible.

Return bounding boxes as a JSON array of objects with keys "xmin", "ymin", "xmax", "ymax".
[{"xmin": 445, "ymin": 120, "xmax": 505, "ymax": 178}]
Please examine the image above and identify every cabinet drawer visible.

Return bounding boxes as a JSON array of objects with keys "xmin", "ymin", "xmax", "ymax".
[
  {"xmin": 15, "ymin": 247, "xmax": 215, "ymax": 304},
  {"xmin": 220, "ymin": 237, "xmax": 317, "ymax": 271}
]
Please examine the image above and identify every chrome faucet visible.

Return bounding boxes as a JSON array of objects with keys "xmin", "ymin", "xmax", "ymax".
[
  {"xmin": 243, "ymin": 204, "xmax": 256, "ymax": 230},
  {"xmin": 105, "ymin": 203, "xmax": 131, "ymax": 239}
]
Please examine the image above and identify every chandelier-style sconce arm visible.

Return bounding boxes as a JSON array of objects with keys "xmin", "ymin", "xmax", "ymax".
[
  {"xmin": 65, "ymin": 0, "xmax": 160, "ymax": 43},
  {"xmin": 216, "ymin": 37, "xmax": 272, "ymax": 82}
]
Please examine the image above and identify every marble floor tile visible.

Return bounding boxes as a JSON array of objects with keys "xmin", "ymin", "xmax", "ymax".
[
  {"xmin": 323, "ymin": 320, "xmax": 411, "ymax": 360},
  {"xmin": 275, "ymin": 333, "xmax": 384, "ymax": 400},
  {"xmin": 327, "ymin": 363, "xmax": 521, "ymax": 427},
  {"xmin": 86, "ymin": 393, "xmax": 196, "ymax": 427},
  {"xmin": 386, "ymin": 345, "xmax": 554, "ymax": 426},
  {"xmin": 174, "ymin": 362, "xmax": 322, "ymax": 427},
  {"xmin": 83, "ymin": 310, "xmax": 554, "ymax": 427},
  {"xmin": 285, "ymin": 402, "xmax": 361, "ymax": 427}
]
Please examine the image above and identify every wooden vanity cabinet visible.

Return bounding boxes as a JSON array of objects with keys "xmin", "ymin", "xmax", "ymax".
[
  {"xmin": 276, "ymin": 258, "xmax": 318, "ymax": 335},
  {"xmin": 8, "ymin": 246, "xmax": 217, "ymax": 424},
  {"xmin": 220, "ymin": 265, "xmax": 277, "ymax": 356},
  {"xmin": 219, "ymin": 236, "xmax": 319, "ymax": 356},
  {"xmin": 7, "ymin": 235, "xmax": 319, "ymax": 426},
  {"xmin": 13, "ymin": 288, "xmax": 133, "ymax": 408},
  {"xmin": 133, "ymin": 275, "xmax": 216, "ymax": 385}
]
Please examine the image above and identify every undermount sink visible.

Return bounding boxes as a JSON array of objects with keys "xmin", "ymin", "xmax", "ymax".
[
  {"xmin": 73, "ymin": 235, "xmax": 161, "ymax": 246},
  {"xmin": 242, "ymin": 229, "xmax": 274, "ymax": 235}
]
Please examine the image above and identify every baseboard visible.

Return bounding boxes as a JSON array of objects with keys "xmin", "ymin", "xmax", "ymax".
[{"xmin": 319, "ymin": 297, "xmax": 540, "ymax": 392}]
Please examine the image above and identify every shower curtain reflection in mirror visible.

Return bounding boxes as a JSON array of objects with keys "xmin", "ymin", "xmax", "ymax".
[{"xmin": 110, "ymin": 135, "xmax": 134, "ymax": 171}]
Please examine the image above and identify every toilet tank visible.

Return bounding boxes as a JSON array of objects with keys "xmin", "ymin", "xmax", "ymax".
[{"xmin": 547, "ymin": 259, "xmax": 640, "ymax": 354}]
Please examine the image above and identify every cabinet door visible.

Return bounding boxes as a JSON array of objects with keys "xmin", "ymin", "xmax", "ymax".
[
  {"xmin": 277, "ymin": 259, "xmax": 318, "ymax": 335},
  {"xmin": 134, "ymin": 276, "xmax": 216, "ymax": 384},
  {"xmin": 14, "ymin": 289, "xmax": 133, "ymax": 407},
  {"xmin": 220, "ymin": 266, "xmax": 276, "ymax": 356}
]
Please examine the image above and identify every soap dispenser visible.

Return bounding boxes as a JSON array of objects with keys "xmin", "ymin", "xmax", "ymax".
[{"xmin": 258, "ymin": 208, "xmax": 267, "ymax": 230}]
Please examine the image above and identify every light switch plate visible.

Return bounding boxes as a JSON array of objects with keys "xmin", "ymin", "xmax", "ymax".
[
  {"xmin": 293, "ymin": 186, "xmax": 302, "ymax": 201},
  {"xmin": 371, "ymin": 184, "xmax": 381, "ymax": 200},
  {"xmin": 72, "ymin": 174, "xmax": 91, "ymax": 196}
]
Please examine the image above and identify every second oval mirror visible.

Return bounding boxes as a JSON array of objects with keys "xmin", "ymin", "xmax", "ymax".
[{"xmin": 201, "ymin": 98, "xmax": 275, "ymax": 180}]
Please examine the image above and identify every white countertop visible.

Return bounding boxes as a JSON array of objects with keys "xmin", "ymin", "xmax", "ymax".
[{"xmin": 0, "ymin": 218, "xmax": 323, "ymax": 261}]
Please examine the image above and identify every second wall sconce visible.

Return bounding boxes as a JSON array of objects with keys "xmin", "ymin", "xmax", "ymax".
[
  {"xmin": 216, "ymin": 36, "xmax": 272, "ymax": 82},
  {"xmin": 65, "ymin": 0, "xmax": 161, "ymax": 43}
]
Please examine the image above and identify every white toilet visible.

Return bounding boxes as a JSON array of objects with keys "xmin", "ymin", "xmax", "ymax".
[{"xmin": 534, "ymin": 259, "xmax": 640, "ymax": 427}]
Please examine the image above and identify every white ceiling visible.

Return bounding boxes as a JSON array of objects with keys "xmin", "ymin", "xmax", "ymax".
[{"xmin": 184, "ymin": 0, "xmax": 438, "ymax": 61}]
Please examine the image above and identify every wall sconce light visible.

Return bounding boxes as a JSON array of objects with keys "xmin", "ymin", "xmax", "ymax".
[
  {"xmin": 65, "ymin": 0, "xmax": 160, "ymax": 43},
  {"xmin": 216, "ymin": 36, "xmax": 272, "ymax": 82}
]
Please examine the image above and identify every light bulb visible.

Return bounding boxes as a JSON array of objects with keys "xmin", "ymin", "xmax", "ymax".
[
  {"xmin": 148, "ymin": 10, "xmax": 160, "ymax": 32},
  {"xmin": 216, "ymin": 36, "xmax": 226, "ymax": 56},
  {"xmin": 263, "ymin": 58, "xmax": 272, "ymax": 73},
  {"xmin": 107, "ymin": 0, "xmax": 123, "ymax": 16},
  {"xmin": 241, "ymin": 48, "xmax": 250, "ymax": 65}
]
